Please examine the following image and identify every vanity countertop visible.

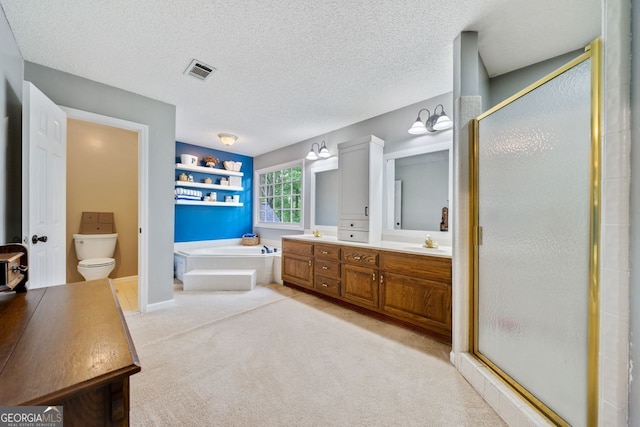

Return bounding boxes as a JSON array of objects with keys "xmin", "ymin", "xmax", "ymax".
[{"xmin": 282, "ymin": 234, "xmax": 452, "ymax": 259}]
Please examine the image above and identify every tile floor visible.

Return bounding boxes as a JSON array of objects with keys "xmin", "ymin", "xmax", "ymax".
[{"xmin": 112, "ymin": 276, "xmax": 138, "ymax": 313}]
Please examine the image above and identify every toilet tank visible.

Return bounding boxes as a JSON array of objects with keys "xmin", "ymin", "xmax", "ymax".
[{"xmin": 73, "ymin": 233, "xmax": 118, "ymax": 260}]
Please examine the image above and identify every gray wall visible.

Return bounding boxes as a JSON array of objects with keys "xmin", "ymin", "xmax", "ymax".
[
  {"xmin": 489, "ymin": 49, "xmax": 584, "ymax": 108},
  {"xmin": 24, "ymin": 62, "xmax": 176, "ymax": 305},
  {"xmin": 0, "ymin": 8, "xmax": 23, "ymax": 244},
  {"xmin": 478, "ymin": 54, "xmax": 490, "ymax": 112},
  {"xmin": 630, "ymin": 0, "xmax": 639, "ymax": 423},
  {"xmin": 254, "ymin": 92, "xmax": 453, "ymax": 241}
]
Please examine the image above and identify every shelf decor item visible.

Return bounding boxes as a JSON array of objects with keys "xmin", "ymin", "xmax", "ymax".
[
  {"xmin": 180, "ymin": 154, "xmax": 198, "ymax": 165},
  {"xmin": 241, "ymin": 233, "xmax": 260, "ymax": 246},
  {"xmin": 223, "ymin": 161, "xmax": 242, "ymax": 172},
  {"xmin": 203, "ymin": 155, "xmax": 219, "ymax": 167}
]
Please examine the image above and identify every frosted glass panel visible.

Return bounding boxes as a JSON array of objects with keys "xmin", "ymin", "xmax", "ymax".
[{"xmin": 477, "ymin": 59, "xmax": 591, "ymax": 425}]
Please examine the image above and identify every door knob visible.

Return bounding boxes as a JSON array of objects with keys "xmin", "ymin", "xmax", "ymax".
[{"xmin": 32, "ymin": 235, "xmax": 48, "ymax": 244}]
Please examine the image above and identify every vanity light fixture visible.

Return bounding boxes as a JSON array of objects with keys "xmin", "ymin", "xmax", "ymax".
[
  {"xmin": 408, "ymin": 104, "xmax": 453, "ymax": 135},
  {"xmin": 306, "ymin": 140, "xmax": 332, "ymax": 160},
  {"xmin": 218, "ymin": 133, "xmax": 237, "ymax": 146}
]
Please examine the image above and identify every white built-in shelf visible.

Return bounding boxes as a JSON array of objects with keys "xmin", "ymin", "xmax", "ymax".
[
  {"xmin": 176, "ymin": 163, "xmax": 243, "ymax": 177},
  {"xmin": 175, "ymin": 181, "xmax": 243, "ymax": 192},
  {"xmin": 175, "ymin": 200, "xmax": 244, "ymax": 207}
]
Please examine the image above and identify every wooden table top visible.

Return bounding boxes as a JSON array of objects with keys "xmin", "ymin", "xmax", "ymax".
[{"xmin": 0, "ymin": 279, "xmax": 140, "ymax": 405}]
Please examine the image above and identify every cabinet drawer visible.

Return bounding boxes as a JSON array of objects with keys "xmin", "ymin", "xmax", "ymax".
[
  {"xmin": 380, "ymin": 251, "xmax": 451, "ymax": 283},
  {"xmin": 282, "ymin": 239, "xmax": 313, "ymax": 256},
  {"xmin": 314, "ymin": 259, "xmax": 340, "ymax": 279},
  {"xmin": 314, "ymin": 275, "xmax": 340, "ymax": 297},
  {"xmin": 339, "ymin": 219, "xmax": 369, "ymax": 230},
  {"xmin": 338, "ymin": 229, "xmax": 370, "ymax": 243},
  {"xmin": 341, "ymin": 247, "xmax": 378, "ymax": 266},
  {"xmin": 314, "ymin": 243, "xmax": 340, "ymax": 261}
]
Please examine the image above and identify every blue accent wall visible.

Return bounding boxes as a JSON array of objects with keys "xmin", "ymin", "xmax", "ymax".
[{"xmin": 174, "ymin": 141, "xmax": 253, "ymax": 242}]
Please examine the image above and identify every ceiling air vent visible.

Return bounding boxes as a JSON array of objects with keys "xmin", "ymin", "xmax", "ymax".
[{"xmin": 184, "ymin": 59, "xmax": 217, "ymax": 82}]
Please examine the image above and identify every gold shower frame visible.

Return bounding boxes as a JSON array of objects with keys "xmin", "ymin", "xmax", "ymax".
[{"xmin": 469, "ymin": 38, "xmax": 601, "ymax": 426}]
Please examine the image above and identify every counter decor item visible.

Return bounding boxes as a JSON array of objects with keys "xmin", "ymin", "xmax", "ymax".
[
  {"xmin": 209, "ymin": 192, "xmax": 217, "ymax": 202},
  {"xmin": 188, "ymin": 174, "xmax": 194, "ymax": 182},
  {"xmin": 204, "ymin": 177, "xmax": 212, "ymax": 184},
  {"xmin": 179, "ymin": 173, "xmax": 188, "ymax": 181},
  {"xmin": 220, "ymin": 178, "xmax": 229, "ymax": 186},
  {"xmin": 424, "ymin": 235, "xmax": 438, "ymax": 249},
  {"xmin": 232, "ymin": 195, "xmax": 240, "ymax": 203},
  {"xmin": 241, "ymin": 233, "xmax": 260, "ymax": 246},
  {"xmin": 203, "ymin": 155, "xmax": 219, "ymax": 167}
]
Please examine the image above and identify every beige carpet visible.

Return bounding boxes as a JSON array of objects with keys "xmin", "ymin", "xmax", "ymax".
[{"xmin": 126, "ymin": 283, "xmax": 505, "ymax": 426}]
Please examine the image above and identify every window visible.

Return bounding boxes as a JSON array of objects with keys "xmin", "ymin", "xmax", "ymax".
[{"xmin": 255, "ymin": 161, "xmax": 303, "ymax": 229}]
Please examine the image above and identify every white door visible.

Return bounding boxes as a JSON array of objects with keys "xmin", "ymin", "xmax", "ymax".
[{"xmin": 22, "ymin": 82, "xmax": 66, "ymax": 288}]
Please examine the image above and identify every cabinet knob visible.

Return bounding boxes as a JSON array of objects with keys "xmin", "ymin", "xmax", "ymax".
[
  {"xmin": 322, "ymin": 266, "xmax": 328, "ymax": 270},
  {"xmin": 353, "ymin": 256, "xmax": 361, "ymax": 260},
  {"xmin": 322, "ymin": 250, "xmax": 328, "ymax": 254},
  {"xmin": 321, "ymin": 283, "xmax": 328, "ymax": 287},
  {"xmin": 350, "ymin": 223, "xmax": 354, "ymax": 227},
  {"xmin": 308, "ymin": 259, "xmax": 312, "ymax": 267},
  {"xmin": 372, "ymin": 272, "xmax": 376, "ymax": 282}
]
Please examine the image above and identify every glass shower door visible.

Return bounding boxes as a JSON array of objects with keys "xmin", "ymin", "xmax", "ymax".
[{"xmin": 472, "ymin": 42, "xmax": 600, "ymax": 426}]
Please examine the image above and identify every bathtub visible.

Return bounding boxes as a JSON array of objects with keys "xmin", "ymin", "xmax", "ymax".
[{"xmin": 174, "ymin": 245, "xmax": 282, "ymax": 285}]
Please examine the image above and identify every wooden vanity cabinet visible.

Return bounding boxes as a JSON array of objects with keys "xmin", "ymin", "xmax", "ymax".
[
  {"xmin": 282, "ymin": 239, "xmax": 314, "ymax": 289},
  {"xmin": 282, "ymin": 238, "xmax": 452, "ymax": 343},
  {"xmin": 379, "ymin": 252, "xmax": 452, "ymax": 340},
  {"xmin": 341, "ymin": 247, "xmax": 379, "ymax": 308}
]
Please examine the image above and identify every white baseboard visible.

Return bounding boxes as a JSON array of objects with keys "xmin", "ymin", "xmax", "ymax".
[{"xmin": 145, "ymin": 298, "xmax": 175, "ymax": 312}]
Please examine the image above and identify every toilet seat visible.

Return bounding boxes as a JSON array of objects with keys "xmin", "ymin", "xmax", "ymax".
[{"xmin": 79, "ymin": 257, "xmax": 115, "ymax": 268}]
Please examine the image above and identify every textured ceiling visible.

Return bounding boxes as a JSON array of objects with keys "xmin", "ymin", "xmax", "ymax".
[{"xmin": 0, "ymin": 0, "xmax": 600, "ymax": 156}]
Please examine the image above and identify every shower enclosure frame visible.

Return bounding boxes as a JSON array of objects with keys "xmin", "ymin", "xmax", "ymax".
[{"xmin": 469, "ymin": 39, "xmax": 601, "ymax": 426}]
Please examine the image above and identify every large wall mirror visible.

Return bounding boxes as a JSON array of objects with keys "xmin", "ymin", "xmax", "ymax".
[
  {"xmin": 309, "ymin": 157, "xmax": 339, "ymax": 229},
  {"xmin": 384, "ymin": 141, "xmax": 453, "ymax": 235}
]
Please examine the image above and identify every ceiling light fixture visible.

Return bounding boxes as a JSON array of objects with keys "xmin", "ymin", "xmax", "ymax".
[
  {"xmin": 306, "ymin": 140, "xmax": 332, "ymax": 160},
  {"xmin": 218, "ymin": 133, "xmax": 237, "ymax": 146},
  {"xmin": 408, "ymin": 104, "xmax": 453, "ymax": 135}
]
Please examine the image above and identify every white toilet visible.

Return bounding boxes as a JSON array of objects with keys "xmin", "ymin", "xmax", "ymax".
[{"xmin": 73, "ymin": 233, "xmax": 118, "ymax": 280}]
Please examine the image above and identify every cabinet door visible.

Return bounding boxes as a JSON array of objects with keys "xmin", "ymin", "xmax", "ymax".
[
  {"xmin": 282, "ymin": 254, "xmax": 313, "ymax": 289},
  {"xmin": 339, "ymin": 144, "xmax": 369, "ymax": 219},
  {"xmin": 342, "ymin": 264, "xmax": 378, "ymax": 308},
  {"xmin": 380, "ymin": 272, "xmax": 451, "ymax": 334}
]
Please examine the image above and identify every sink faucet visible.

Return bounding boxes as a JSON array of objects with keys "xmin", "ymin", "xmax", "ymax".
[
  {"xmin": 263, "ymin": 245, "xmax": 272, "ymax": 253},
  {"xmin": 424, "ymin": 235, "xmax": 438, "ymax": 249}
]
